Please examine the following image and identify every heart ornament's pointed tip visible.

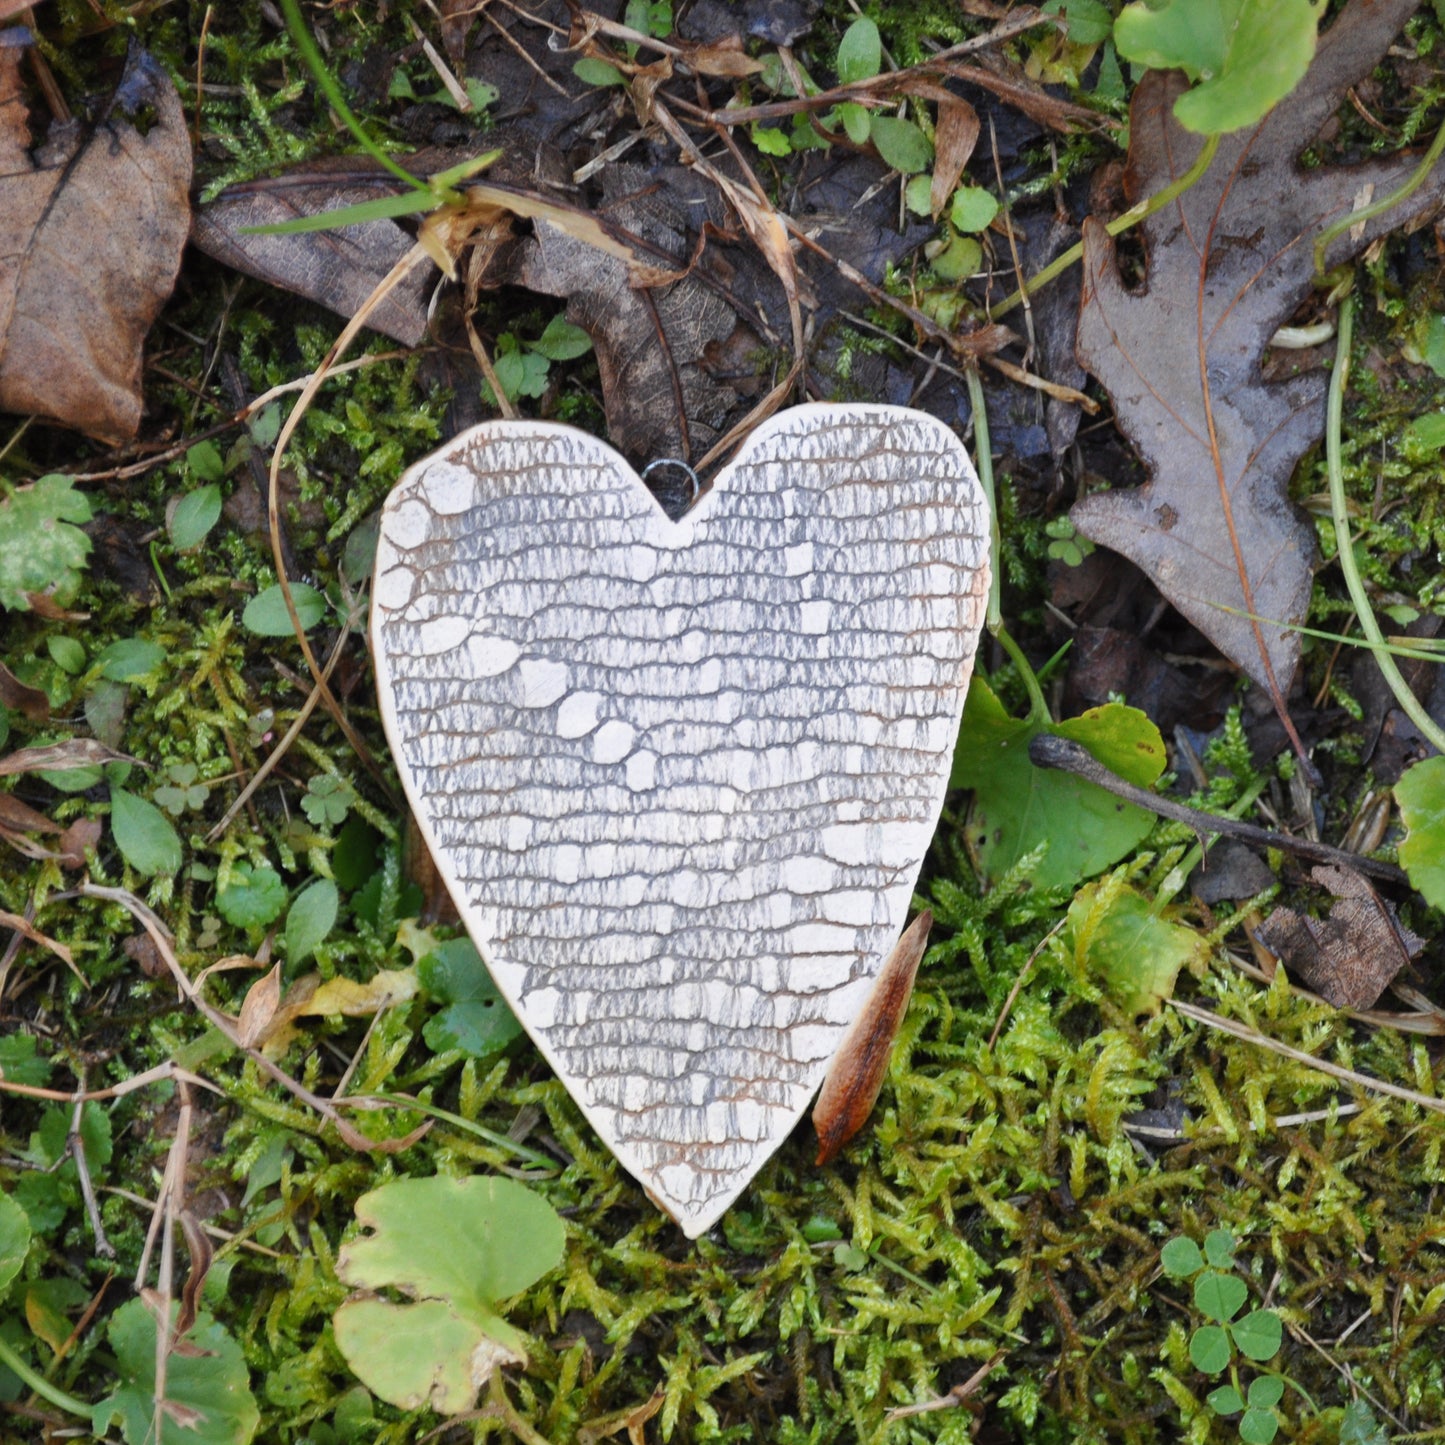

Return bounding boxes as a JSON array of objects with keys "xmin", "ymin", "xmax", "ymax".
[{"xmin": 372, "ymin": 404, "xmax": 990, "ymax": 1235}]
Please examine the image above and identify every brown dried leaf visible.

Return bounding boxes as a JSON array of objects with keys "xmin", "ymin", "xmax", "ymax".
[
  {"xmin": 0, "ymin": 44, "xmax": 191, "ymax": 440},
  {"xmin": 0, "ymin": 793, "xmax": 61, "ymax": 836},
  {"xmin": 192, "ymin": 158, "xmax": 437, "ymax": 348},
  {"xmin": 814, "ymin": 910, "xmax": 931, "ymax": 1165},
  {"xmin": 1071, "ymin": 0, "xmax": 1445, "ymax": 693},
  {"xmin": 1256, "ymin": 865, "xmax": 1422, "ymax": 1010},
  {"xmin": 236, "ymin": 962, "xmax": 283, "ymax": 1049},
  {"xmin": 0, "ymin": 660, "xmax": 48, "ymax": 721},
  {"xmin": 122, "ymin": 930, "xmax": 167, "ymax": 979},
  {"xmin": 438, "ymin": 0, "xmax": 479, "ymax": 63},
  {"xmin": 505, "ymin": 161, "xmax": 765, "ymax": 462},
  {"xmin": 56, "ymin": 816, "xmax": 101, "ymax": 869},
  {"xmin": 0, "ymin": 739, "xmax": 135, "ymax": 777},
  {"xmin": 930, "ymin": 97, "xmax": 981, "ymax": 219}
]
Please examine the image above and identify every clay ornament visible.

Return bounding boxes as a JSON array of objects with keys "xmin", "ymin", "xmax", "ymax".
[{"xmin": 371, "ymin": 404, "xmax": 989, "ymax": 1236}]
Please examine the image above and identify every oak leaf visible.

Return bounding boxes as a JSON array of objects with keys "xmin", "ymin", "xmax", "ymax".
[{"xmin": 1071, "ymin": 0, "xmax": 1445, "ymax": 694}]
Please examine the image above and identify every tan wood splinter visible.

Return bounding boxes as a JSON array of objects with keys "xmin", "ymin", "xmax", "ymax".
[{"xmin": 813, "ymin": 910, "xmax": 933, "ymax": 1165}]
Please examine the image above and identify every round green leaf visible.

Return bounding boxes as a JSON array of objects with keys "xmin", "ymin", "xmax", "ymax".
[
  {"xmin": 904, "ymin": 174, "xmax": 933, "ymax": 216},
  {"xmin": 285, "ymin": 878, "xmax": 338, "ymax": 963},
  {"xmin": 337, "ymin": 1174, "xmax": 565, "ymax": 1315},
  {"xmin": 97, "ymin": 639, "xmax": 165, "ymax": 682},
  {"xmin": 1160, "ymin": 1236, "xmax": 1205, "ymax": 1278},
  {"xmin": 217, "ymin": 863, "xmax": 287, "ymax": 929},
  {"xmin": 1240, "ymin": 1405, "xmax": 1281, "ymax": 1445},
  {"xmin": 1206, "ymin": 1383, "xmax": 1244, "ymax": 1416},
  {"xmin": 0, "ymin": 1191, "xmax": 31, "ymax": 1293},
  {"xmin": 241, "ymin": 583, "xmax": 327, "ymax": 638},
  {"xmin": 950, "ymin": 185, "xmax": 999, "ymax": 233},
  {"xmin": 1063, "ymin": 879, "xmax": 1204, "ymax": 1016},
  {"xmin": 1203, "ymin": 1227, "xmax": 1237, "ymax": 1268},
  {"xmin": 1114, "ymin": 0, "xmax": 1319, "ymax": 135},
  {"xmin": 110, "ymin": 788, "xmax": 183, "ymax": 877},
  {"xmin": 1247, "ymin": 1375, "xmax": 1285, "ymax": 1409},
  {"xmin": 185, "ymin": 439, "xmax": 225, "ymax": 483},
  {"xmin": 1232, "ymin": 1307, "xmax": 1283, "ymax": 1362},
  {"xmin": 170, "ymin": 484, "xmax": 223, "ymax": 551},
  {"xmin": 870, "ymin": 115, "xmax": 933, "ymax": 175},
  {"xmin": 1194, "ymin": 1270, "xmax": 1248, "ymax": 1324},
  {"xmin": 1188, "ymin": 1322, "xmax": 1232, "ymax": 1374},
  {"xmin": 928, "ymin": 231, "xmax": 982, "ymax": 282},
  {"xmin": 752, "ymin": 125, "xmax": 792, "ymax": 156},
  {"xmin": 0, "ymin": 474, "xmax": 93, "ymax": 612},
  {"xmin": 1396, "ymin": 755, "xmax": 1445, "ymax": 909},
  {"xmin": 837, "ymin": 101, "xmax": 872, "ymax": 146},
  {"xmin": 333, "ymin": 1296, "xmax": 521, "ymax": 1415},
  {"xmin": 837, "ymin": 17, "xmax": 881, "ymax": 84}
]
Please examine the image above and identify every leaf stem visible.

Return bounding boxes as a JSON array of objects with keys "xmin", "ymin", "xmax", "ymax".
[
  {"xmin": 277, "ymin": 0, "xmax": 436, "ymax": 200},
  {"xmin": 994, "ymin": 133, "xmax": 1221, "ymax": 317},
  {"xmin": 964, "ymin": 362, "xmax": 1050, "ymax": 722},
  {"xmin": 1327, "ymin": 297, "xmax": 1445, "ymax": 755},
  {"xmin": 963, "ymin": 363, "xmax": 1001, "ymax": 632},
  {"xmin": 1314, "ymin": 116, "xmax": 1445, "ymax": 280},
  {"xmin": 0, "ymin": 1335, "xmax": 90, "ymax": 1418}
]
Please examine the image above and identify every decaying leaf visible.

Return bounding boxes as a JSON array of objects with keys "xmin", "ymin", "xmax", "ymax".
[
  {"xmin": 0, "ymin": 43, "xmax": 191, "ymax": 440},
  {"xmin": 814, "ymin": 911, "xmax": 932, "ymax": 1165},
  {"xmin": 0, "ymin": 660, "xmax": 47, "ymax": 720},
  {"xmin": 236, "ymin": 963, "xmax": 283, "ymax": 1049},
  {"xmin": 1256, "ymin": 865, "xmax": 1422, "ymax": 1010},
  {"xmin": 930, "ymin": 96, "xmax": 982, "ymax": 218},
  {"xmin": 192, "ymin": 157, "xmax": 439, "ymax": 348},
  {"xmin": 1071, "ymin": 0, "xmax": 1445, "ymax": 695}
]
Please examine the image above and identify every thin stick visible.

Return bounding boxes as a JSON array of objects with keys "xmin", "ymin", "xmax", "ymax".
[
  {"xmin": 68, "ymin": 1070, "xmax": 115, "ymax": 1259},
  {"xmin": 74, "ymin": 884, "xmax": 429, "ymax": 1154},
  {"xmin": 1027, "ymin": 734, "xmax": 1406, "ymax": 884},
  {"xmin": 205, "ymin": 615, "xmax": 355, "ymax": 841},
  {"xmin": 1170, "ymin": 999, "xmax": 1445, "ymax": 1116}
]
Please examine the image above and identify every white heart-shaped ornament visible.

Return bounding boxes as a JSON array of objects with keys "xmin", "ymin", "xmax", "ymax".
[{"xmin": 372, "ymin": 404, "xmax": 989, "ymax": 1236}]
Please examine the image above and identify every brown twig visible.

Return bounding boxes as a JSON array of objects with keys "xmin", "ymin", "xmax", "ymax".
[
  {"xmin": 68, "ymin": 1069, "xmax": 115, "ymax": 1259},
  {"xmin": 74, "ymin": 884, "xmax": 430, "ymax": 1154},
  {"xmin": 1026, "ymin": 734, "xmax": 1406, "ymax": 884}
]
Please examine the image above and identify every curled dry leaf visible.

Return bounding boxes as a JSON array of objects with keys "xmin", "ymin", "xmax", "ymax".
[
  {"xmin": 1071, "ymin": 0, "xmax": 1445, "ymax": 694},
  {"xmin": 813, "ymin": 910, "xmax": 932, "ymax": 1165},
  {"xmin": 930, "ymin": 97, "xmax": 982, "ymax": 219},
  {"xmin": 0, "ymin": 738, "xmax": 136, "ymax": 777},
  {"xmin": 236, "ymin": 962, "xmax": 283, "ymax": 1049},
  {"xmin": 0, "ymin": 43, "xmax": 191, "ymax": 440},
  {"xmin": 0, "ymin": 660, "xmax": 47, "ymax": 721}
]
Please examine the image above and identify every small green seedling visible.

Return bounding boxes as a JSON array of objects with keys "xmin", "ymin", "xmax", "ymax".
[
  {"xmin": 1114, "ymin": 0, "xmax": 1320, "ymax": 135},
  {"xmin": 0, "ymin": 474, "xmax": 92, "ymax": 612},
  {"xmin": 1161, "ymin": 1229, "xmax": 1284, "ymax": 1445},
  {"xmin": 1044, "ymin": 515, "xmax": 1095, "ymax": 567},
  {"xmin": 480, "ymin": 315, "xmax": 594, "ymax": 407}
]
